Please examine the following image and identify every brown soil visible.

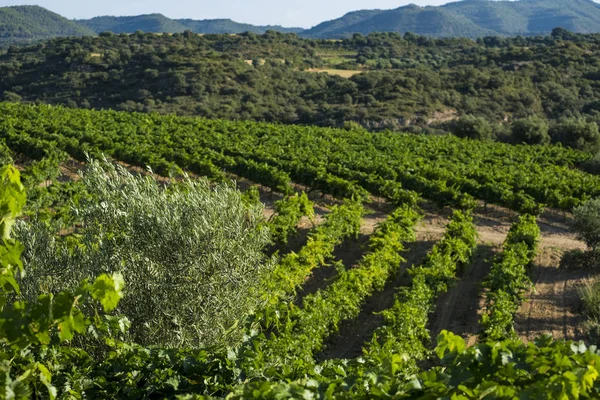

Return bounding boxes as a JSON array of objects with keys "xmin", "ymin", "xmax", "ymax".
[
  {"xmin": 514, "ymin": 249, "xmax": 591, "ymax": 343},
  {"xmin": 407, "ymin": 202, "xmax": 587, "ymax": 348},
  {"xmin": 429, "ymin": 244, "xmax": 498, "ymax": 347}
]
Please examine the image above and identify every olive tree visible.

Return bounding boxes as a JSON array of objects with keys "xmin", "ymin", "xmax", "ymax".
[
  {"xmin": 16, "ymin": 159, "xmax": 274, "ymax": 348},
  {"xmin": 573, "ymin": 198, "xmax": 600, "ymax": 252},
  {"xmin": 453, "ymin": 115, "xmax": 495, "ymax": 141},
  {"xmin": 511, "ymin": 117, "xmax": 550, "ymax": 145}
]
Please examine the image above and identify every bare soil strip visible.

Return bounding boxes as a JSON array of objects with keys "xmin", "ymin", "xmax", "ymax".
[
  {"xmin": 295, "ymin": 209, "xmax": 389, "ymax": 305},
  {"xmin": 429, "ymin": 244, "xmax": 498, "ymax": 347},
  {"xmin": 514, "ymin": 249, "xmax": 590, "ymax": 343},
  {"xmin": 513, "ymin": 207, "xmax": 588, "ymax": 343}
]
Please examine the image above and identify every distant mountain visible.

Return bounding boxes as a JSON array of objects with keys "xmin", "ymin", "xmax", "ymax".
[
  {"xmin": 176, "ymin": 19, "xmax": 304, "ymax": 35},
  {"xmin": 0, "ymin": 5, "xmax": 94, "ymax": 47},
  {"xmin": 302, "ymin": 0, "xmax": 600, "ymax": 38},
  {"xmin": 77, "ymin": 14, "xmax": 188, "ymax": 34},
  {"xmin": 5, "ymin": 0, "xmax": 600, "ymax": 45},
  {"xmin": 77, "ymin": 14, "xmax": 304, "ymax": 35}
]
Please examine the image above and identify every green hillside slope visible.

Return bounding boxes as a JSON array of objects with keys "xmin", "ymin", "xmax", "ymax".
[
  {"xmin": 302, "ymin": 0, "xmax": 600, "ymax": 38},
  {"xmin": 77, "ymin": 14, "xmax": 188, "ymax": 34},
  {"xmin": 304, "ymin": 4, "xmax": 497, "ymax": 38},
  {"xmin": 0, "ymin": 5, "xmax": 94, "ymax": 47},
  {"xmin": 176, "ymin": 19, "xmax": 304, "ymax": 34},
  {"xmin": 78, "ymin": 15, "xmax": 304, "ymax": 34}
]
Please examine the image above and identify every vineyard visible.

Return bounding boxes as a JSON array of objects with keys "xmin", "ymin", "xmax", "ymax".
[{"xmin": 1, "ymin": 101, "xmax": 600, "ymax": 398}]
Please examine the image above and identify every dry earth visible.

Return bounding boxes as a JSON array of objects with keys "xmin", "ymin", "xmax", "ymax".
[
  {"xmin": 305, "ymin": 68, "xmax": 363, "ymax": 78},
  {"xmin": 317, "ymin": 200, "xmax": 589, "ymax": 358}
]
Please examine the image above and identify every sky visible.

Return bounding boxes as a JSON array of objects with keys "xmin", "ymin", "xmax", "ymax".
[{"xmin": 0, "ymin": 0, "xmax": 454, "ymax": 28}]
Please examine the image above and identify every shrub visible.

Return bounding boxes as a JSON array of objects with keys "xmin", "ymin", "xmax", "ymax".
[
  {"xmin": 453, "ymin": 115, "xmax": 495, "ymax": 141},
  {"xmin": 1, "ymin": 91, "xmax": 22, "ymax": 102},
  {"xmin": 511, "ymin": 117, "xmax": 550, "ymax": 145},
  {"xmin": 573, "ymin": 198, "xmax": 600, "ymax": 252},
  {"xmin": 579, "ymin": 277, "xmax": 600, "ymax": 321},
  {"xmin": 16, "ymin": 159, "xmax": 274, "ymax": 348},
  {"xmin": 578, "ymin": 276, "xmax": 600, "ymax": 342},
  {"xmin": 582, "ymin": 151, "xmax": 600, "ymax": 175},
  {"xmin": 550, "ymin": 118, "xmax": 600, "ymax": 151}
]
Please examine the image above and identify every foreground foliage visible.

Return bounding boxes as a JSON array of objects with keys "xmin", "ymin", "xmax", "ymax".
[{"xmin": 16, "ymin": 159, "xmax": 274, "ymax": 349}]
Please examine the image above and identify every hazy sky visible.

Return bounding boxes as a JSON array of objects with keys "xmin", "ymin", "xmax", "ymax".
[{"xmin": 0, "ymin": 0, "xmax": 454, "ymax": 28}]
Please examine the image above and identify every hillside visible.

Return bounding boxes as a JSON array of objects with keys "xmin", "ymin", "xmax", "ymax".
[
  {"xmin": 302, "ymin": 0, "xmax": 600, "ymax": 38},
  {"xmin": 5, "ymin": 30, "xmax": 600, "ymax": 147},
  {"xmin": 78, "ymin": 14, "xmax": 304, "ymax": 35},
  {"xmin": 4, "ymin": 1, "xmax": 600, "ymax": 42},
  {"xmin": 76, "ymin": 14, "xmax": 189, "ymax": 34},
  {"xmin": 176, "ymin": 19, "xmax": 304, "ymax": 34},
  {"xmin": 0, "ymin": 5, "xmax": 94, "ymax": 47}
]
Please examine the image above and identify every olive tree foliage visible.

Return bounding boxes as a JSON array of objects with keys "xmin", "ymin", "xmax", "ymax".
[
  {"xmin": 550, "ymin": 118, "xmax": 600, "ymax": 151},
  {"xmin": 511, "ymin": 117, "xmax": 550, "ymax": 145},
  {"xmin": 453, "ymin": 115, "xmax": 495, "ymax": 141},
  {"xmin": 15, "ymin": 159, "xmax": 274, "ymax": 348},
  {"xmin": 573, "ymin": 197, "xmax": 600, "ymax": 252}
]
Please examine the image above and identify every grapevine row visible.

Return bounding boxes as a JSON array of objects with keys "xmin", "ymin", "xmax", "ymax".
[
  {"xmin": 260, "ymin": 200, "xmax": 364, "ymax": 310},
  {"xmin": 1, "ymin": 103, "xmax": 599, "ymax": 212},
  {"xmin": 268, "ymin": 192, "xmax": 315, "ymax": 245},
  {"xmin": 479, "ymin": 214, "xmax": 541, "ymax": 341},
  {"xmin": 362, "ymin": 209, "xmax": 478, "ymax": 373},
  {"xmin": 256, "ymin": 206, "xmax": 421, "ymax": 368}
]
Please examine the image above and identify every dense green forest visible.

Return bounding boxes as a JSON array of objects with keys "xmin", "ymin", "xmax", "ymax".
[{"xmin": 4, "ymin": 29, "xmax": 600, "ymax": 147}]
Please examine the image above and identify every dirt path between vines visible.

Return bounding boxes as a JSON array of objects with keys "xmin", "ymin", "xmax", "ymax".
[
  {"xmin": 513, "ymin": 208, "xmax": 588, "ymax": 343},
  {"xmin": 514, "ymin": 249, "xmax": 590, "ymax": 343},
  {"xmin": 295, "ymin": 207, "xmax": 391, "ymax": 304},
  {"xmin": 429, "ymin": 244, "xmax": 498, "ymax": 347},
  {"xmin": 317, "ymin": 214, "xmax": 449, "ymax": 360},
  {"xmin": 424, "ymin": 203, "xmax": 587, "ymax": 346}
]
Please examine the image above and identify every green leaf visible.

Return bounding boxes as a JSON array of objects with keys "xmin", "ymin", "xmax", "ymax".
[
  {"xmin": 90, "ymin": 273, "xmax": 124, "ymax": 312},
  {"xmin": 37, "ymin": 364, "xmax": 57, "ymax": 400},
  {"xmin": 436, "ymin": 330, "xmax": 466, "ymax": 359}
]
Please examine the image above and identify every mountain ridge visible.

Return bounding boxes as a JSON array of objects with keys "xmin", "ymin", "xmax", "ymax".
[
  {"xmin": 3, "ymin": 0, "xmax": 600, "ymax": 45},
  {"xmin": 77, "ymin": 14, "xmax": 304, "ymax": 35},
  {"xmin": 302, "ymin": 0, "xmax": 600, "ymax": 38},
  {"xmin": 0, "ymin": 5, "xmax": 94, "ymax": 47}
]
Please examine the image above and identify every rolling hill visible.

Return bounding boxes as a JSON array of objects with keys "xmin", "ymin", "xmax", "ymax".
[
  {"xmin": 4, "ymin": 0, "xmax": 600, "ymax": 45},
  {"xmin": 77, "ymin": 14, "xmax": 304, "ymax": 35},
  {"xmin": 0, "ymin": 5, "xmax": 94, "ymax": 47},
  {"xmin": 302, "ymin": 0, "xmax": 600, "ymax": 38}
]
